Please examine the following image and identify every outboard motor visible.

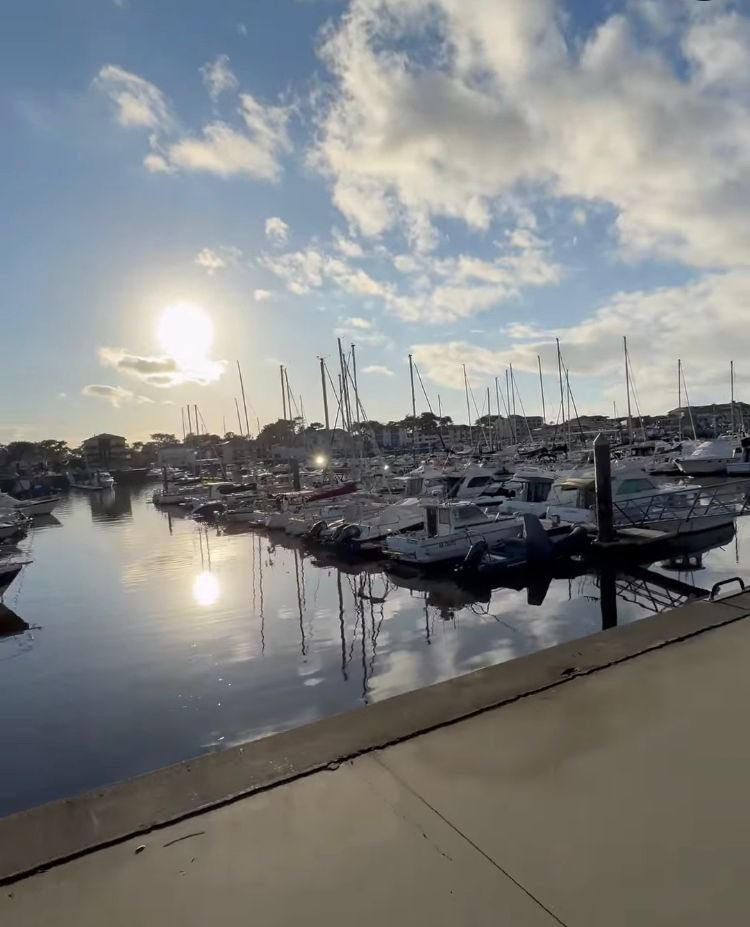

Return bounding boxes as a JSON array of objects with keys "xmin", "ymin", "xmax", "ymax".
[
  {"xmin": 308, "ymin": 520, "xmax": 327, "ymax": 539},
  {"xmin": 460, "ymin": 538, "xmax": 489, "ymax": 574},
  {"xmin": 337, "ymin": 524, "xmax": 362, "ymax": 546}
]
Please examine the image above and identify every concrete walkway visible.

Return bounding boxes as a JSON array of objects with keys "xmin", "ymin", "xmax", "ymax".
[{"xmin": 5, "ymin": 593, "xmax": 750, "ymax": 925}]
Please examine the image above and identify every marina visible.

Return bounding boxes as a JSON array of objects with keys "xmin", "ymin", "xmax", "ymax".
[{"xmin": 2, "ymin": 466, "xmax": 750, "ymax": 818}]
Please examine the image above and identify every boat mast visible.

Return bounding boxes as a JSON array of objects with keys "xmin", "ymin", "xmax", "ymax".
[
  {"xmin": 181, "ymin": 406, "xmax": 186, "ymax": 441},
  {"xmin": 505, "ymin": 368, "xmax": 513, "ymax": 444},
  {"xmin": 234, "ymin": 397, "xmax": 243, "ymax": 435},
  {"xmin": 624, "ymin": 336, "xmax": 633, "ymax": 444},
  {"xmin": 556, "ymin": 338, "xmax": 565, "ymax": 448},
  {"xmin": 494, "ymin": 376, "xmax": 503, "ymax": 450},
  {"xmin": 280, "ymin": 365, "xmax": 287, "ymax": 420},
  {"xmin": 337, "ymin": 338, "xmax": 351, "ymax": 432},
  {"xmin": 187, "ymin": 405, "xmax": 193, "ymax": 436},
  {"xmin": 677, "ymin": 358, "xmax": 682, "ymax": 442},
  {"xmin": 730, "ymin": 360, "xmax": 735, "ymax": 434},
  {"xmin": 537, "ymin": 355, "xmax": 547, "ymax": 425},
  {"xmin": 486, "ymin": 386, "xmax": 492, "ymax": 451},
  {"xmin": 409, "ymin": 353, "xmax": 417, "ymax": 463},
  {"xmin": 319, "ymin": 357, "xmax": 330, "ymax": 434},
  {"xmin": 565, "ymin": 368, "xmax": 572, "ymax": 449},
  {"xmin": 351, "ymin": 344, "xmax": 360, "ymax": 428},
  {"xmin": 463, "ymin": 363, "xmax": 473, "ymax": 449},
  {"xmin": 510, "ymin": 364, "xmax": 517, "ymax": 444},
  {"xmin": 237, "ymin": 361, "xmax": 251, "ymax": 437}
]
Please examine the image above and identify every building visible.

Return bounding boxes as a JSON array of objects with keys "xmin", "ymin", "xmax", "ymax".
[
  {"xmin": 157, "ymin": 445, "xmax": 198, "ymax": 470},
  {"xmin": 81, "ymin": 434, "xmax": 128, "ymax": 469}
]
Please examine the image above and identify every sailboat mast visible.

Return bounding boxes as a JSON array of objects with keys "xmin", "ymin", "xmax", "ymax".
[
  {"xmin": 731, "ymin": 360, "xmax": 735, "ymax": 434},
  {"xmin": 234, "ymin": 397, "xmax": 243, "ymax": 435},
  {"xmin": 181, "ymin": 406, "xmax": 186, "ymax": 440},
  {"xmin": 505, "ymin": 368, "xmax": 512, "ymax": 444},
  {"xmin": 187, "ymin": 405, "xmax": 193, "ymax": 436},
  {"xmin": 280, "ymin": 365, "xmax": 287, "ymax": 420},
  {"xmin": 409, "ymin": 354, "xmax": 417, "ymax": 462},
  {"xmin": 463, "ymin": 363, "xmax": 473, "ymax": 449},
  {"xmin": 565, "ymin": 369, "xmax": 572, "ymax": 449},
  {"xmin": 494, "ymin": 376, "xmax": 503, "ymax": 450},
  {"xmin": 319, "ymin": 357, "xmax": 330, "ymax": 433},
  {"xmin": 486, "ymin": 386, "xmax": 492, "ymax": 451},
  {"xmin": 510, "ymin": 364, "xmax": 517, "ymax": 443},
  {"xmin": 624, "ymin": 336, "xmax": 633, "ymax": 444},
  {"xmin": 537, "ymin": 355, "xmax": 546, "ymax": 424},
  {"xmin": 556, "ymin": 338, "xmax": 565, "ymax": 445},
  {"xmin": 351, "ymin": 344, "xmax": 360, "ymax": 428},
  {"xmin": 237, "ymin": 361, "xmax": 251, "ymax": 436},
  {"xmin": 677, "ymin": 358, "xmax": 682, "ymax": 441}
]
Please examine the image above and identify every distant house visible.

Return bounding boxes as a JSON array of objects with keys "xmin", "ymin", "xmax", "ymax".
[
  {"xmin": 157, "ymin": 445, "xmax": 198, "ymax": 469},
  {"xmin": 81, "ymin": 433, "xmax": 128, "ymax": 469}
]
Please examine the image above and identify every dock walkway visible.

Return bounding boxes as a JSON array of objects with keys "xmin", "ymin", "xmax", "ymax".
[{"xmin": 5, "ymin": 591, "xmax": 750, "ymax": 925}]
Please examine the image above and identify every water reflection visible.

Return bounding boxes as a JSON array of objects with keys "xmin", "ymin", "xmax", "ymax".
[
  {"xmin": 88, "ymin": 488, "xmax": 133, "ymax": 523},
  {"xmin": 193, "ymin": 571, "xmax": 220, "ymax": 607},
  {"xmin": 0, "ymin": 484, "xmax": 746, "ymax": 817}
]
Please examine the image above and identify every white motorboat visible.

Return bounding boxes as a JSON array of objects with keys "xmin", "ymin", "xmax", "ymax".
[
  {"xmin": 0, "ymin": 491, "xmax": 59, "ymax": 518},
  {"xmin": 70, "ymin": 471, "xmax": 113, "ymax": 491},
  {"xmin": 675, "ymin": 437, "xmax": 741, "ymax": 476},
  {"xmin": 384, "ymin": 501, "xmax": 523, "ymax": 566},
  {"xmin": 490, "ymin": 467, "xmax": 557, "ymax": 516},
  {"xmin": 0, "ymin": 513, "xmax": 29, "ymax": 541},
  {"xmin": 547, "ymin": 466, "xmax": 736, "ymax": 535}
]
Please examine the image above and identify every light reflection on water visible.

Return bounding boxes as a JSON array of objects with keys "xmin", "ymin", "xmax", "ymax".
[{"xmin": 0, "ymin": 484, "xmax": 746, "ymax": 816}]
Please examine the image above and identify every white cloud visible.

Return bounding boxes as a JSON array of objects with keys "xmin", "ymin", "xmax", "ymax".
[
  {"xmin": 254, "ymin": 289, "xmax": 272, "ymax": 302},
  {"xmin": 344, "ymin": 316, "xmax": 371, "ymax": 330},
  {"xmin": 237, "ymin": 22, "xmax": 248, "ymax": 37},
  {"xmin": 195, "ymin": 248, "xmax": 226, "ymax": 274},
  {"xmin": 314, "ymin": 0, "xmax": 750, "ymax": 269},
  {"xmin": 81, "ymin": 384, "xmax": 136, "ymax": 407},
  {"xmin": 95, "ymin": 66, "xmax": 290, "ymax": 181},
  {"xmin": 413, "ymin": 269, "xmax": 750, "ymax": 412},
  {"xmin": 265, "ymin": 216, "xmax": 289, "ymax": 244},
  {"xmin": 95, "ymin": 65, "xmax": 172, "ymax": 130},
  {"xmin": 99, "ymin": 346, "xmax": 225, "ymax": 387},
  {"xmin": 166, "ymin": 121, "xmax": 284, "ymax": 180},
  {"xmin": 194, "ymin": 246, "xmax": 241, "ymax": 274},
  {"xmin": 333, "ymin": 234, "xmax": 363, "ymax": 258},
  {"xmin": 201, "ymin": 54, "xmax": 238, "ymax": 100},
  {"xmin": 362, "ymin": 364, "xmax": 394, "ymax": 376}
]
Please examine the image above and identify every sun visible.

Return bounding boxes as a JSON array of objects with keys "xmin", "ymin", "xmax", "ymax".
[{"xmin": 157, "ymin": 302, "xmax": 213, "ymax": 364}]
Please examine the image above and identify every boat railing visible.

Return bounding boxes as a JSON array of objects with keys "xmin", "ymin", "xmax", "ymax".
[{"xmin": 612, "ymin": 480, "xmax": 750, "ymax": 527}]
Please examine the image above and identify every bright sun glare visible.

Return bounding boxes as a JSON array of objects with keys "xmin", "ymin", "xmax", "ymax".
[
  {"xmin": 192, "ymin": 571, "xmax": 220, "ymax": 607},
  {"xmin": 157, "ymin": 301, "xmax": 213, "ymax": 364}
]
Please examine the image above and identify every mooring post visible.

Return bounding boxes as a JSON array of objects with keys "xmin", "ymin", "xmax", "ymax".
[
  {"xmin": 594, "ymin": 433, "xmax": 614, "ymax": 543},
  {"xmin": 162, "ymin": 466, "xmax": 168, "ymax": 493},
  {"xmin": 600, "ymin": 566, "xmax": 617, "ymax": 630}
]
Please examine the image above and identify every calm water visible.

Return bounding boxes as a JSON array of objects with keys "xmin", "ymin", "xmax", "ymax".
[{"xmin": 0, "ymin": 484, "xmax": 747, "ymax": 816}]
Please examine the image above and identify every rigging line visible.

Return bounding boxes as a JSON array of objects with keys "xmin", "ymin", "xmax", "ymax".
[
  {"xmin": 510, "ymin": 371, "xmax": 534, "ymax": 443},
  {"xmin": 562, "ymin": 362, "xmax": 586, "ymax": 443},
  {"xmin": 680, "ymin": 364, "xmax": 697, "ymax": 440},
  {"xmin": 414, "ymin": 362, "xmax": 448, "ymax": 452}
]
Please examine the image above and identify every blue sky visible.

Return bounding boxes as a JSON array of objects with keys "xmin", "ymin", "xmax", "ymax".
[{"xmin": 2, "ymin": 0, "xmax": 750, "ymax": 443}]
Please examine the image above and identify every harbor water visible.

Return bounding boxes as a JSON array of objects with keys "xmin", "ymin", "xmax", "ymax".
[{"xmin": 1, "ymin": 484, "xmax": 747, "ymax": 816}]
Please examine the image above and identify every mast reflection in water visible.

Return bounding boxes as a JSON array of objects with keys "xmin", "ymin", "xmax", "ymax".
[{"xmin": 0, "ymin": 486, "xmax": 743, "ymax": 816}]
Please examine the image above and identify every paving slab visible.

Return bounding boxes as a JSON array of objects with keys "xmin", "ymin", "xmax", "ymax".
[
  {"xmin": 378, "ymin": 618, "xmax": 750, "ymax": 927},
  {"xmin": 0, "ymin": 756, "xmax": 560, "ymax": 927}
]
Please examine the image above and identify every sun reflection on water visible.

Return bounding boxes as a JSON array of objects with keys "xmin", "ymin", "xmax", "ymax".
[{"xmin": 192, "ymin": 571, "xmax": 220, "ymax": 607}]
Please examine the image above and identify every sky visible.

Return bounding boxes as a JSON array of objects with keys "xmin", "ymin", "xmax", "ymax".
[{"xmin": 2, "ymin": 0, "xmax": 750, "ymax": 444}]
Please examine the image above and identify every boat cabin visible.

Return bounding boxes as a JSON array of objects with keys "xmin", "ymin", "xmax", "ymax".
[
  {"xmin": 502, "ymin": 469, "xmax": 556, "ymax": 505},
  {"xmin": 423, "ymin": 502, "xmax": 493, "ymax": 537}
]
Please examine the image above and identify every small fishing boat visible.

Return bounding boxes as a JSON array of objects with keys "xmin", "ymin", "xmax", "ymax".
[
  {"xmin": 455, "ymin": 514, "xmax": 589, "ymax": 585},
  {"xmin": 384, "ymin": 501, "xmax": 523, "ymax": 567},
  {"xmin": 0, "ymin": 491, "xmax": 60, "ymax": 518}
]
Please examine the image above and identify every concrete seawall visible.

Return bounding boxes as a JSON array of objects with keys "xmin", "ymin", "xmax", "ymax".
[{"xmin": 4, "ymin": 589, "xmax": 750, "ymax": 885}]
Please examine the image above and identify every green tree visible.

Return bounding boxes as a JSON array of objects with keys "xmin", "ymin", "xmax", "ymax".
[{"xmin": 150, "ymin": 433, "xmax": 177, "ymax": 445}]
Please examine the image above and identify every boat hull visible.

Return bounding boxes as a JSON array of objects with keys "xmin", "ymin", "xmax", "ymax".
[{"xmin": 385, "ymin": 519, "xmax": 523, "ymax": 565}]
